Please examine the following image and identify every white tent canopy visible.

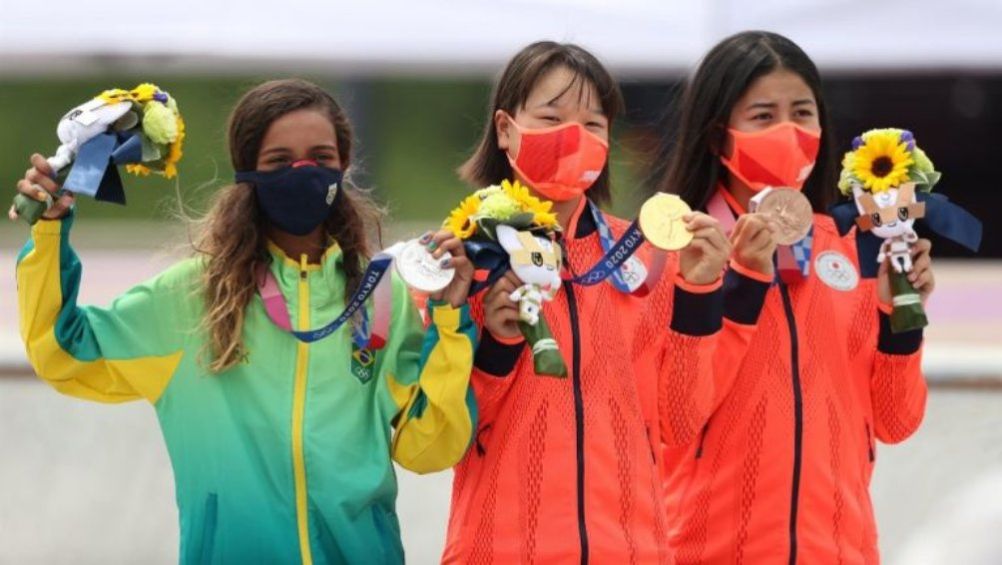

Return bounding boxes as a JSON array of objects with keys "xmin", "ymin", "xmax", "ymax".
[{"xmin": 1, "ymin": 0, "xmax": 1000, "ymax": 77}]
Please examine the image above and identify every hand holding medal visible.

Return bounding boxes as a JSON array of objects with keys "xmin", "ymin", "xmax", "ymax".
[
  {"xmin": 750, "ymin": 187, "xmax": 813, "ymax": 246},
  {"xmin": 411, "ymin": 230, "xmax": 473, "ymax": 308},
  {"xmin": 639, "ymin": 193, "xmax": 729, "ymax": 285},
  {"xmin": 638, "ymin": 193, "xmax": 694, "ymax": 251}
]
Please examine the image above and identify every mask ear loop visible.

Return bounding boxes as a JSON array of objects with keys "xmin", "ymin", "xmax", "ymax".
[{"xmin": 497, "ymin": 111, "xmax": 521, "ymax": 161}]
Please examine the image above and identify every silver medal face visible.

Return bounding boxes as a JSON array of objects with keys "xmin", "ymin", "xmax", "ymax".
[{"xmin": 395, "ymin": 239, "xmax": 456, "ymax": 293}]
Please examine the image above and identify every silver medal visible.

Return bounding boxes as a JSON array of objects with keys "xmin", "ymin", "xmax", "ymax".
[{"xmin": 394, "ymin": 239, "xmax": 456, "ymax": 293}]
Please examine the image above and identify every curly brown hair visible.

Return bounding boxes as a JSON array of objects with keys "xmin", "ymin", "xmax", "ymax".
[{"xmin": 191, "ymin": 79, "xmax": 383, "ymax": 373}]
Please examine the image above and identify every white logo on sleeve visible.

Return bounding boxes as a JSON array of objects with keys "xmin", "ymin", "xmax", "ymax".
[{"xmin": 814, "ymin": 251, "xmax": 859, "ymax": 291}]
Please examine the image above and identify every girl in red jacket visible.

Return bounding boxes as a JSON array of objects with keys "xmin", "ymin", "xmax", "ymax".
[
  {"xmin": 651, "ymin": 31, "xmax": 934, "ymax": 564},
  {"xmin": 443, "ymin": 41, "xmax": 733, "ymax": 563}
]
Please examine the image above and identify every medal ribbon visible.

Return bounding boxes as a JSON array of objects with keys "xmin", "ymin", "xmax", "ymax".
[
  {"xmin": 257, "ymin": 245, "xmax": 399, "ymax": 345},
  {"xmin": 558, "ymin": 201, "xmax": 666, "ymax": 295},
  {"xmin": 464, "ymin": 201, "xmax": 664, "ymax": 296},
  {"xmin": 706, "ymin": 188, "xmax": 813, "ymax": 284}
]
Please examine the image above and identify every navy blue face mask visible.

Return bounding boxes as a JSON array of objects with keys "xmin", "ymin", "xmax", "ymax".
[{"xmin": 235, "ymin": 160, "xmax": 344, "ymax": 236}]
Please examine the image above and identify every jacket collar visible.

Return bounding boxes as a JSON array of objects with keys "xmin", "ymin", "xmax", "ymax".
[{"xmin": 561, "ymin": 197, "xmax": 598, "ymax": 241}]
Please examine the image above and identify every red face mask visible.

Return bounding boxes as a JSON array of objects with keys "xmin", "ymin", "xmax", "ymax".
[
  {"xmin": 721, "ymin": 122, "xmax": 821, "ymax": 192},
  {"xmin": 506, "ymin": 119, "xmax": 609, "ymax": 202}
]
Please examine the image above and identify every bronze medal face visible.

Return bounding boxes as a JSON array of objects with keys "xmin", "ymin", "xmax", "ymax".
[
  {"xmin": 754, "ymin": 188, "xmax": 813, "ymax": 245},
  {"xmin": 639, "ymin": 193, "xmax": 693, "ymax": 251}
]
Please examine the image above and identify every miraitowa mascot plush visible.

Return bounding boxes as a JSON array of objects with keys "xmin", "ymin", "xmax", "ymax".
[
  {"xmin": 831, "ymin": 128, "xmax": 982, "ymax": 333},
  {"xmin": 12, "ymin": 83, "xmax": 184, "ymax": 225},
  {"xmin": 496, "ymin": 225, "xmax": 568, "ymax": 378}
]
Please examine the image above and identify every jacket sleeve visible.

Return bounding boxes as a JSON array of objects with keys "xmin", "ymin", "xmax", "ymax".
[
  {"xmin": 460, "ymin": 292, "xmax": 525, "ymax": 425},
  {"xmin": 383, "ymin": 275, "xmax": 478, "ymax": 474},
  {"xmin": 709, "ymin": 260, "xmax": 772, "ymax": 413},
  {"xmin": 869, "ymin": 300, "xmax": 927, "ymax": 444},
  {"xmin": 653, "ymin": 271, "xmax": 723, "ymax": 447},
  {"xmin": 16, "ymin": 214, "xmax": 189, "ymax": 404}
]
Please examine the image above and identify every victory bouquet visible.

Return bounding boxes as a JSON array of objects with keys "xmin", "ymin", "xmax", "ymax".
[
  {"xmin": 835, "ymin": 128, "xmax": 980, "ymax": 332},
  {"xmin": 444, "ymin": 180, "xmax": 567, "ymax": 377},
  {"xmin": 11, "ymin": 83, "xmax": 184, "ymax": 224}
]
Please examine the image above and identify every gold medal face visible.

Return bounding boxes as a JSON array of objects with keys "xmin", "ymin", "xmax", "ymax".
[
  {"xmin": 639, "ymin": 193, "xmax": 693, "ymax": 250},
  {"xmin": 753, "ymin": 188, "xmax": 813, "ymax": 245}
]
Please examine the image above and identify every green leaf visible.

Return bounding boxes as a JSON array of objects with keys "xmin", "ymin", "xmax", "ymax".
[
  {"xmin": 139, "ymin": 133, "xmax": 162, "ymax": 162},
  {"xmin": 507, "ymin": 212, "xmax": 535, "ymax": 229}
]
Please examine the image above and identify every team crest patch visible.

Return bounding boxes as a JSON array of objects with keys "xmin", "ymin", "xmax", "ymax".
[
  {"xmin": 814, "ymin": 251, "xmax": 859, "ymax": 291},
  {"xmin": 351, "ymin": 347, "xmax": 376, "ymax": 384}
]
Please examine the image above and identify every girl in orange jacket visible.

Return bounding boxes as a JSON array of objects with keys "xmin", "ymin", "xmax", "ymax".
[
  {"xmin": 442, "ymin": 41, "xmax": 735, "ymax": 563},
  {"xmin": 651, "ymin": 31, "xmax": 933, "ymax": 564}
]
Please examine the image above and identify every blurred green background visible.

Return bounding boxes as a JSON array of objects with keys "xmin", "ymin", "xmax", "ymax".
[{"xmin": 0, "ymin": 76, "xmax": 645, "ymax": 235}]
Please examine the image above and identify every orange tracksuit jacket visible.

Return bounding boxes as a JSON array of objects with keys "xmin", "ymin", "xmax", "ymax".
[
  {"xmin": 664, "ymin": 211, "xmax": 926, "ymax": 564},
  {"xmin": 443, "ymin": 200, "xmax": 740, "ymax": 564}
]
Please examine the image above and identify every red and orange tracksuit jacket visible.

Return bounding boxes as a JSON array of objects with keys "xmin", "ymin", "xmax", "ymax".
[
  {"xmin": 665, "ymin": 205, "xmax": 927, "ymax": 564},
  {"xmin": 442, "ymin": 200, "xmax": 737, "ymax": 564}
]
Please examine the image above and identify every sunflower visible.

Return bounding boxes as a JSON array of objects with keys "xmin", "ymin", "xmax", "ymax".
[
  {"xmin": 849, "ymin": 129, "xmax": 914, "ymax": 193},
  {"xmin": 444, "ymin": 193, "xmax": 481, "ymax": 239},
  {"xmin": 501, "ymin": 179, "xmax": 558, "ymax": 229},
  {"xmin": 162, "ymin": 114, "xmax": 185, "ymax": 179},
  {"xmin": 126, "ymin": 163, "xmax": 152, "ymax": 176},
  {"xmin": 128, "ymin": 83, "xmax": 160, "ymax": 103},
  {"xmin": 97, "ymin": 88, "xmax": 134, "ymax": 105}
]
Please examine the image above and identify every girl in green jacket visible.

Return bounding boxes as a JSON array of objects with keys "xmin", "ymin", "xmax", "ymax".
[{"xmin": 11, "ymin": 79, "xmax": 478, "ymax": 564}]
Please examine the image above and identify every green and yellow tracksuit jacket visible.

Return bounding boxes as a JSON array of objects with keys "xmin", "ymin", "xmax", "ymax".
[{"xmin": 16, "ymin": 215, "xmax": 478, "ymax": 564}]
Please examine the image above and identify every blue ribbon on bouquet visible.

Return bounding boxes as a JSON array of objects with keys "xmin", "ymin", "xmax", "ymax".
[
  {"xmin": 829, "ymin": 192, "xmax": 983, "ymax": 278},
  {"xmin": 62, "ymin": 131, "xmax": 144, "ymax": 204}
]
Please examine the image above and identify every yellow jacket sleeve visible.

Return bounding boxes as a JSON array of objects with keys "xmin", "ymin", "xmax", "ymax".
[
  {"xmin": 380, "ymin": 276, "xmax": 477, "ymax": 474},
  {"xmin": 16, "ymin": 215, "xmax": 190, "ymax": 404}
]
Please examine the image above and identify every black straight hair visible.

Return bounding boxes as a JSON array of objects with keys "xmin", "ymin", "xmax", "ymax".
[
  {"xmin": 460, "ymin": 41, "xmax": 625, "ymax": 205},
  {"xmin": 648, "ymin": 31, "xmax": 837, "ymax": 212}
]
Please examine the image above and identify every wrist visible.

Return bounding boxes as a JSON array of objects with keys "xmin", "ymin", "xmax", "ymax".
[
  {"xmin": 735, "ymin": 256, "xmax": 774, "ymax": 277},
  {"xmin": 682, "ymin": 272, "xmax": 723, "ymax": 286},
  {"xmin": 486, "ymin": 324, "xmax": 522, "ymax": 342}
]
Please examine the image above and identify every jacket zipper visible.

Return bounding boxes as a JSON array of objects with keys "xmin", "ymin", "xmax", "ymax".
[
  {"xmin": 475, "ymin": 424, "xmax": 491, "ymax": 457},
  {"xmin": 293, "ymin": 259, "xmax": 314, "ymax": 565},
  {"xmin": 694, "ymin": 422, "xmax": 710, "ymax": 459},
  {"xmin": 778, "ymin": 281, "xmax": 803, "ymax": 565},
  {"xmin": 564, "ymin": 279, "xmax": 589, "ymax": 565},
  {"xmin": 865, "ymin": 422, "xmax": 875, "ymax": 462}
]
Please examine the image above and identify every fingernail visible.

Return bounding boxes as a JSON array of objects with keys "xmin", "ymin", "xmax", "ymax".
[
  {"xmin": 427, "ymin": 241, "xmax": 438, "ymax": 251},
  {"xmin": 419, "ymin": 232, "xmax": 432, "ymax": 243},
  {"xmin": 440, "ymin": 258, "xmax": 451, "ymax": 268},
  {"xmin": 35, "ymin": 190, "xmax": 48, "ymax": 202}
]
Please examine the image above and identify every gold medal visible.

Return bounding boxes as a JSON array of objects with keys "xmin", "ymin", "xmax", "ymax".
[{"xmin": 639, "ymin": 193, "xmax": 693, "ymax": 251}]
